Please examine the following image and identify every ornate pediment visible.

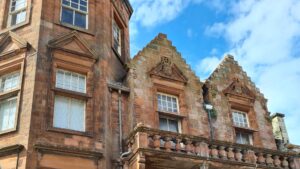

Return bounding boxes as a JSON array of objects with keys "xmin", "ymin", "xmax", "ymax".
[
  {"xmin": 0, "ymin": 31, "xmax": 28, "ymax": 57},
  {"xmin": 223, "ymin": 78, "xmax": 255, "ymax": 99},
  {"xmin": 149, "ymin": 56, "xmax": 187, "ymax": 83},
  {"xmin": 48, "ymin": 31, "xmax": 97, "ymax": 60}
]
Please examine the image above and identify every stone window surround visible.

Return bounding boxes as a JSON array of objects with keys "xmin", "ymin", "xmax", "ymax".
[
  {"xmin": 0, "ymin": 0, "xmax": 32, "ymax": 33},
  {"xmin": 51, "ymin": 0, "xmax": 96, "ymax": 35},
  {"xmin": 228, "ymin": 96, "xmax": 260, "ymax": 146},
  {"xmin": 47, "ymin": 50, "xmax": 95, "ymax": 137},
  {"xmin": 0, "ymin": 51, "xmax": 25, "ymax": 135},
  {"xmin": 152, "ymin": 82, "xmax": 187, "ymax": 134}
]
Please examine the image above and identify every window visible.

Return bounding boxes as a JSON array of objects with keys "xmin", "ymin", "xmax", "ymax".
[
  {"xmin": 61, "ymin": 0, "xmax": 88, "ymax": 29},
  {"xmin": 236, "ymin": 131, "xmax": 253, "ymax": 145},
  {"xmin": 53, "ymin": 69, "xmax": 86, "ymax": 132},
  {"xmin": 0, "ymin": 72, "xmax": 20, "ymax": 92},
  {"xmin": 157, "ymin": 93, "xmax": 179, "ymax": 113},
  {"xmin": 159, "ymin": 117, "xmax": 179, "ymax": 133},
  {"xmin": 53, "ymin": 95, "xmax": 85, "ymax": 132},
  {"xmin": 7, "ymin": 0, "xmax": 27, "ymax": 27},
  {"xmin": 0, "ymin": 97, "xmax": 17, "ymax": 132},
  {"xmin": 113, "ymin": 20, "xmax": 122, "ymax": 55},
  {"xmin": 232, "ymin": 111, "xmax": 249, "ymax": 128},
  {"xmin": 56, "ymin": 69, "xmax": 86, "ymax": 93}
]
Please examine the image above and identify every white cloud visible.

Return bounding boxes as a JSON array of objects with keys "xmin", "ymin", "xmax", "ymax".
[
  {"xmin": 129, "ymin": 0, "xmax": 204, "ymax": 56},
  {"xmin": 204, "ymin": 0, "xmax": 300, "ymax": 144},
  {"xmin": 196, "ymin": 56, "xmax": 222, "ymax": 79}
]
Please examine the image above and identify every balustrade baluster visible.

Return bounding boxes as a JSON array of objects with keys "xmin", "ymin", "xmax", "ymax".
[
  {"xmin": 282, "ymin": 156, "xmax": 289, "ymax": 169},
  {"xmin": 175, "ymin": 138, "xmax": 182, "ymax": 152},
  {"xmin": 265, "ymin": 154, "xmax": 274, "ymax": 167},
  {"xmin": 211, "ymin": 145, "xmax": 219, "ymax": 158},
  {"xmin": 153, "ymin": 135, "xmax": 161, "ymax": 150},
  {"xmin": 218, "ymin": 146, "xmax": 227, "ymax": 160},
  {"xmin": 242, "ymin": 149, "xmax": 250, "ymax": 163},
  {"xmin": 227, "ymin": 147, "xmax": 235, "ymax": 161},
  {"xmin": 273, "ymin": 155, "xmax": 281, "ymax": 167},
  {"xmin": 234, "ymin": 148, "xmax": 242, "ymax": 162},
  {"xmin": 163, "ymin": 136, "xmax": 172, "ymax": 152},
  {"xmin": 194, "ymin": 142, "xmax": 201, "ymax": 156},
  {"xmin": 184, "ymin": 139, "xmax": 193, "ymax": 154},
  {"xmin": 257, "ymin": 152, "xmax": 266, "ymax": 165}
]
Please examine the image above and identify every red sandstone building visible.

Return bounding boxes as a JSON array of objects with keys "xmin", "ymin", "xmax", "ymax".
[{"xmin": 0, "ymin": 0, "xmax": 299, "ymax": 169}]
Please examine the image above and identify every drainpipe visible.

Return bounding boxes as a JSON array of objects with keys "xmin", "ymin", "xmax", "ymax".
[
  {"xmin": 16, "ymin": 150, "xmax": 20, "ymax": 169},
  {"xmin": 118, "ymin": 89, "xmax": 123, "ymax": 154},
  {"xmin": 204, "ymin": 104, "xmax": 214, "ymax": 141}
]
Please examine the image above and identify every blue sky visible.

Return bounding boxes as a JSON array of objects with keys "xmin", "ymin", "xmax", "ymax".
[{"xmin": 128, "ymin": 0, "xmax": 300, "ymax": 145}]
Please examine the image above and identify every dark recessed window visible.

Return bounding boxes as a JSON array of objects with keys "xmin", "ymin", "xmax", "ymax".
[{"xmin": 61, "ymin": 0, "xmax": 88, "ymax": 29}]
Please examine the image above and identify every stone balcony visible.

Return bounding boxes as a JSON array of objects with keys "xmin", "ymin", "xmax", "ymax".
[{"xmin": 125, "ymin": 125, "xmax": 299, "ymax": 169}]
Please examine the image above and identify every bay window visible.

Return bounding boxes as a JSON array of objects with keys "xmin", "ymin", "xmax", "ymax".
[
  {"xmin": 61, "ymin": 0, "xmax": 88, "ymax": 29},
  {"xmin": 53, "ymin": 69, "xmax": 86, "ymax": 132},
  {"xmin": 8, "ymin": 0, "xmax": 27, "ymax": 26}
]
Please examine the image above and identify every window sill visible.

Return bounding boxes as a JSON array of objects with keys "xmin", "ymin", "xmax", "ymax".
[
  {"xmin": 55, "ymin": 22, "xmax": 95, "ymax": 36},
  {"xmin": 233, "ymin": 125, "xmax": 258, "ymax": 132},
  {"xmin": 0, "ymin": 21, "xmax": 29, "ymax": 35},
  {"xmin": 47, "ymin": 127, "xmax": 93, "ymax": 138},
  {"xmin": 52, "ymin": 88, "xmax": 91, "ymax": 100},
  {"xmin": 157, "ymin": 111, "xmax": 186, "ymax": 119},
  {"xmin": 0, "ymin": 88, "xmax": 20, "ymax": 99},
  {"xmin": 0, "ymin": 128, "xmax": 17, "ymax": 136}
]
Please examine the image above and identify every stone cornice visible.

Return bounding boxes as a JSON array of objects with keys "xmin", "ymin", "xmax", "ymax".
[
  {"xmin": 34, "ymin": 143, "xmax": 103, "ymax": 160},
  {"xmin": 0, "ymin": 144, "xmax": 24, "ymax": 157}
]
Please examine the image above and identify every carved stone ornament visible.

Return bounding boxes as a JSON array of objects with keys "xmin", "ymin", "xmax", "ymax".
[
  {"xmin": 223, "ymin": 78, "xmax": 255, "ymax": 99},
  {"xmin": 149, "ymin": 56, "xmax": 188, "ymax": 83}
]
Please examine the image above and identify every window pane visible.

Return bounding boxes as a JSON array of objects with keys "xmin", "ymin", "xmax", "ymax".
[
  {"xmin": 62, "ymin": 0, "xmax": 70, "ymax": 6},
  {"xmin": 53, "ymin": 96, "xmax": 85, "ymax": 131},
  {"xmin": 56, "ymin": 69, "xmax": 86, "ymax": 93},
  {"xmin": 70, "ymin": 98, "xmax": 85, "ymax": 131},
  {"xmin": 159, "ymin": 118, "xmax": 168, "ymax": 131},
  {"xmin": 75, "ymin": 11, "xmax": 86, "ymax": 28},
  {"xmin": 61, "ymin": 7, "xmax": 73, "ymax": 25},
  {"xmin": 0, "ymin": 72, "xmax": 20, "ymax": 92},
  {"xmin": 0, "ymin": 98, "xmax": 17, "ymax": 132},
  {"xmin": 232, "ymin": 111, "xmax": 249, "ymax": 127},
  {"xmin": 11, "ymin": 0, "xmax": 26, "ymax": 11},
  {"xmin": 169, "ymin": 119, "xmax": 178, "ymax": 132},
  {"xmin": 156, "ymin": 93, "xmax": 178, "ymax": 113},
  {"xmin": 53, "ymin": 96, "xmax": 69, "ymax": 129}
]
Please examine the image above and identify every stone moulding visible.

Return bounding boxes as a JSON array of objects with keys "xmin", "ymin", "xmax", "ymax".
[
  {"xmin": 34, "ymin": 143, "xmax": 103, "ymax": 160},
  {"xmin": 0, "ymin": 144, "xmax": 24, "ymax": 157}
]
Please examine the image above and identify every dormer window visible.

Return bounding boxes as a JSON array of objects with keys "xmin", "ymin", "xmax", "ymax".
[
  {"xmin": 61, "ymin": 0, "xmax": 88, "ymax": 29},
  {"xmin": 8, "ymin": 0, "xmax": 27, "ymax": 26}
]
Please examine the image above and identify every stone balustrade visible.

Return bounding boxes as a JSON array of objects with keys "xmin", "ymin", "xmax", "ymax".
[{"xmin": 127, "ymin": 125, "xmax": 298, "ymax": 169}]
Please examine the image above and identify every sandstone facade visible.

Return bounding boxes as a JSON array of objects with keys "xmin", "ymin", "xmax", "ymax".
[{"xmin": 0, "ymin": 0, "xmax": 299, "ymax": 169}]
